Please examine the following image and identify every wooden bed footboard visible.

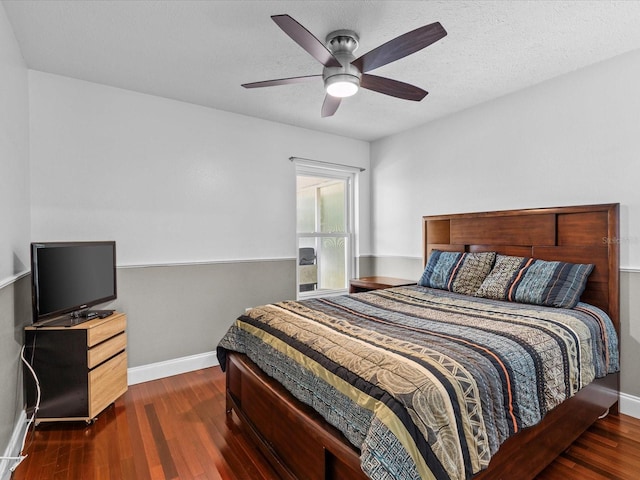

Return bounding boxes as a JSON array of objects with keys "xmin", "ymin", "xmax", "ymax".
[
  {"xmin": 226, "ymin": 352, "xmax": 618, "ymax": 480},
  {"xmin": 473, "ymin": 372, "xmax": 618, "ymax": 479},
  {"xmin": 226, "ymin": 352, "xmax": 368, "ymax": 480}
]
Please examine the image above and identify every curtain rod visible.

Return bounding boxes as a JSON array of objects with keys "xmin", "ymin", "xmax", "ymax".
[{"xmin": 289, "ymin": 156, "xmax": 366, "ymax": 172}]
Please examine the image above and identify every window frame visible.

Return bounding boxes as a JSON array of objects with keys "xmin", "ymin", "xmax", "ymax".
[{"xmin": 295, "ymin": 160, "xmax": 358, "ymax": 299}]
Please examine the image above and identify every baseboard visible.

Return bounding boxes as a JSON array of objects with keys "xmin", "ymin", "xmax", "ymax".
[
  {"xmin": 0, "ymin": 410, "xmax": 28, "ymax": 480},
  {"xmin": 127, "ymin": 351, "xmax": 219, "ymax": 385},
  {"xmin": 619, "ymin": 391, "xmax": 640, "ymax": 419}
]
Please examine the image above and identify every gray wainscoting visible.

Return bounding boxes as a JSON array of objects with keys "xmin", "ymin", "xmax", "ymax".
[
  {"xmin": 620, "ymin": 270, "xmax": 640, "ymax": 398},
  {"xmin": 113, "ymin": 259, "xmax": 296, "ymax": 368},
  {"xmin": 0, "ymin": 275, "xmax": 31, "ymax": 461}
]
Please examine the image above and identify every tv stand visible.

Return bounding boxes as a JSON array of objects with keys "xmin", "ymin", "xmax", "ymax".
[{"xmin": 24, "ymin": 312, "xmax": 128, "ymax": 424}]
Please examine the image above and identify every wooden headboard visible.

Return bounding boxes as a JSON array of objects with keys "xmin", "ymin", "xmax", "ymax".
[{"xmin": 422, "ymin": 204, "xmax": 620, "ymax": 331}]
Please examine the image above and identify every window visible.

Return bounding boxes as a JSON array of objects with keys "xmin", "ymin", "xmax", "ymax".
[{"xmin": 295, "ymin": 161, "xmax": 357, "ymax": 298}]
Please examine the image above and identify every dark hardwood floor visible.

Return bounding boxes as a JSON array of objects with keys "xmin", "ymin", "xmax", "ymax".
[{"xmin": 11, "ymin": 366, "xmax": 640, "ymax": 480}]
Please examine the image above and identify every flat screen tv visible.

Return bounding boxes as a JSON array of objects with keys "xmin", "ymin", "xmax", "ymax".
[{"xmin": 30, "ymin": 241, "xmax": 117, "ymax": 325}]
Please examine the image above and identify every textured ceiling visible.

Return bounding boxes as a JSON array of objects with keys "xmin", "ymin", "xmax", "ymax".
[{"xmin": 4, "ymin": 0, "xmax": 640, "ymax": 141}]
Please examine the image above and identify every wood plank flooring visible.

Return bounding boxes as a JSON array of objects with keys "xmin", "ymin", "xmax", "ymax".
[{"xmin": 11, "ymin": 366, "xmax": 640, "ymax": 480}]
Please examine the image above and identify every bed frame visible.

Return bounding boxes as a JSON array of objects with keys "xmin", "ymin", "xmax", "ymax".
[{"xmin": 225, "ymin": 203, "xmax": 620, "ymax": 480}]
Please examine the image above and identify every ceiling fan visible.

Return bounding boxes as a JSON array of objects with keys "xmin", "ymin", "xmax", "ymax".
[{"xmin": 242, "ymin": 15, "xmax": 447, "ymax": 117}]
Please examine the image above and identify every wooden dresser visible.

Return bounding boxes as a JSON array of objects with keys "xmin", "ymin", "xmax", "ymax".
[{"xmin": 24, "ymin": 312, "xmax": 128, "ymax": 424}]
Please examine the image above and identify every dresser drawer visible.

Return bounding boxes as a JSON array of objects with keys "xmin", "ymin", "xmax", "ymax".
[
  {"xmin": 89, "ymin": 351, "xmax": 128, "ymax": 417},
  {"xmin": 88, "ymin": 332, "xmax": 126, "ymax": 369},
  {"xmin": 87, "ymin": 314, "xmax": 126, "ymax": 347}
]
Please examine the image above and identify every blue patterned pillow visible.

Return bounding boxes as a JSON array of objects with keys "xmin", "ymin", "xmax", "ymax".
[
  {"xmin": 418, "ymin": 250, "xmax": 462, "ymax": 290},
  {"xmin": 449, "ymin": 251, "xmax": 497, "ymax": 295},
  {"xmin": 475, "ymin": 255, "xmax": 533, "ymax": 300},
  {"xmin": 419, "ymin": 250, "xmax": 496, "ymax": 295},
  {"xmin": 509, "ymin": 259, "xmax": 594, "ymax": 308}
]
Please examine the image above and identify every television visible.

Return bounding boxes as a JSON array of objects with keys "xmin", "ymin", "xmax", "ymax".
[{"xmin": 30, "ymin": 241, "xmax": 117, "ymax": 325}]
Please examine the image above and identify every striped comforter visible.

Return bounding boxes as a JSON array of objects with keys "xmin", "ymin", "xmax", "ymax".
[{"xmin": 217, "ymin": 286, "xmax": 619, "ymax": 480}]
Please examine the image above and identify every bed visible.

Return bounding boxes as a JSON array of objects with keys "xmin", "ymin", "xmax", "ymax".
[{"xmin": 217, "ymin": 203, "xmax": 620, "ymax": 480}]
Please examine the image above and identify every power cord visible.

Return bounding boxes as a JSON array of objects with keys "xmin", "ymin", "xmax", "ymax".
[{"xmin": 0, "ymin": 343, "xmax": 41, "ymax": 472}]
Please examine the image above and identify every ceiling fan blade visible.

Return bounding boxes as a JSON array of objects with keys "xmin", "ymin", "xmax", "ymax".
[
  {"xmin": 360, "ymin": 74, "xmax": 428, "ymax": 101},
  {"xmin": 272, "ymin": 14, "xmax": 341, "ymax": 68},
  {"xmin": 321, "ymin": 95, "xmax": 341, "ymax": 117},
  {"xmin": 242, "ymin": 74, "xmax": 322, "ymax": 89},
  {"xmin": 352, "ymin": 22, "xmax": 447, "ymax": 73}
]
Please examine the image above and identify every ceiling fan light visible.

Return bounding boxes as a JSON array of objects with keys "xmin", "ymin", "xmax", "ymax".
[{"xmin": 325, "ymin": 74, "xmax": 359, "ymax": 98}]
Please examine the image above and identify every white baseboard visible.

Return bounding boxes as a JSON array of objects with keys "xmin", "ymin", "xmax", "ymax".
[
  {"xmin": 127, "ymin": 350, "xmax": 219, "ymax": 385},
  {"xmin": 0, "ymin": 410, "xmax": 28, "ymax": 480},
  {"xmin": 619, "ymin": 392, "xmax": 640, "ymax": 419}
]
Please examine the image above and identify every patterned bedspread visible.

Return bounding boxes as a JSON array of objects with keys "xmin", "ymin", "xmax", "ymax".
[{"xmin": 217, "ymin": 286, "xmax": 619, "ymax": 480}]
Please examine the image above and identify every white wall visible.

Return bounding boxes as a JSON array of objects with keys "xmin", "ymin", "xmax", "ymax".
[
  {"xmin": 370, "ymin": 48, "xmax": 640, "ymax": 405},
  {"xmin": 371, "ymin": 49, "xmax": 640, "ymax": 269},
  {"xmin": 29, "ymin": 71, "xmax": 371, "ymax": 266},
  {"xmin": 0, "ymin": 5, "xmax": 29, "ymax": 282},
  {"xmin": 0, "ymin": 3, "xmax": 30, "ymax": 473},
  {"xmin": 27, "ymin": 72, "xmax": 370, "ymax": 369}
]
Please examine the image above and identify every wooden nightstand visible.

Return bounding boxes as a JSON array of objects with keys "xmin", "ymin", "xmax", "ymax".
[{"xmin": 349, "ymin": 276, "xmax": 416, "ymax": 293}]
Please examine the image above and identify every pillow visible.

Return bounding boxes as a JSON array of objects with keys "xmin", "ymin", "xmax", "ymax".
[
  {"xmin": 418, "ymin": 250, "xmax": 496, "ymax": 295},
  {"xmin": 418, "ymin": 250, "xmax": 462, "ymax": 290},
  {"xmin": 475, "ymin": 254, "xmax": 534, "ymax": 300},
  {"xmin": 449, "ymin": 251, "xmax": 497, "ymax": 295},
  {"xmin": 509, "ymin": 259, "xmax": 594, "ymax": 308}
]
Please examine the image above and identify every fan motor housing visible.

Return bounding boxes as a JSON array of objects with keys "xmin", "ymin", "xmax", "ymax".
[
  {"xmin": 323, "ymin": 30, "xmax": 361, "ymax": 88},
  {"xmin": 326, "ymin": 30, "xmax": 359, "ymax": 55}
]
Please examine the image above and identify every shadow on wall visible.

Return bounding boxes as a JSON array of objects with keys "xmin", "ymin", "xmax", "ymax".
[
  {"xmin": 13, "ymin": 250, "xmax": 30, "ymax": 344},
  {"xmin": 13, "ymin": 252, "xmax": 27, "ymax": 277},
  {"xmin": 13, "ymin": 273, "xmax": 31, "ymax": 343}
]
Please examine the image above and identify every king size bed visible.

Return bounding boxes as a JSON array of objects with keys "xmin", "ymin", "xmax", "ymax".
[{"xmin": 217, "ymin": 203, "xmax": 620, "ymax": 480}]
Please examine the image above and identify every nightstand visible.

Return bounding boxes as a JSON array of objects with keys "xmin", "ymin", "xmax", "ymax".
[{"xmin": 349, "ymin": 276, "xmax": 416, "ymax": 293}]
